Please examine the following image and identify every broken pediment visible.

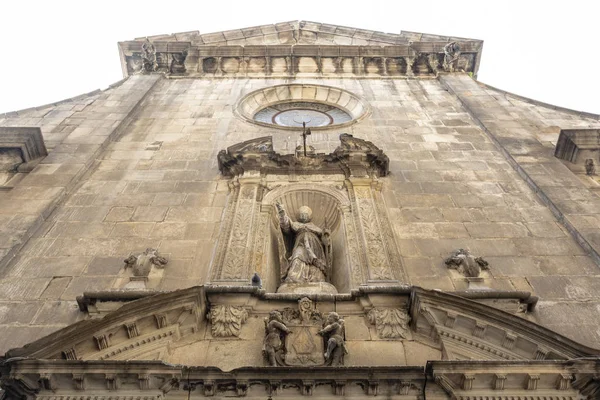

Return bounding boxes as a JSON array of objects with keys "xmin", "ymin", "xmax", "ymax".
[
  {"xmin": 7, "ymin": 286, "xmax": 598, "ymax": 364},
  {"xmin": 217, "ymin": 134, "xmax": 389, "ymax": 178},
  {"xmin": 3, "ymin": 286, "xmax": 600, "ymax": 398},
  {"xmin": 118, "ymin": 21, "xmax": 483, "ymax": 78}
]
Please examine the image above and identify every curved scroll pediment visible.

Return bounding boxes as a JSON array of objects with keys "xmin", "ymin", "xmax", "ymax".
[
  {"xmin": 6, "ymin": 287, "xmax": 207, "ymax": 361},
  {"xmin": 5, "ymin": 286, "xmax": 599, "ymax": 367},
  {"xmin": 410, "ymin": 288, "xmax": 600, "ymax": 362}
]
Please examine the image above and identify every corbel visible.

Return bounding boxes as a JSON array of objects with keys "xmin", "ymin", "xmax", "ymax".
[
  {"xmin": 557, "ymin": 373, "xmax": 573, "ymax": 390},
  {"xmin": 139, "ymin": 374, "xmax": 150, "ymax": 390},
  {"xmin": 236, "ymin": 380, "xmax": 248, "ymax": 396},
  {"xmin": 72, "ymin": 373, "xmax": 85, "ymax": 390},
  {"xmin": 461, "ymin": 374, "xmax": 474, "ymax": 390},
  {"xmin": 444, "ymin": 311, "xmax": 457, "ymax": 328},
  {"xmin": 472, "ymin": 322, "xmax": 487, "ymax": 338},
  {"xmin": 493, "ymin": 374, "xmax": 506, "ymax": 390},
  {"xmin": 367, "ymin": 380, "xmax": 379, "ymax": 396},
  {"xmin": 526, "ymin": 374, "xmax": 540, "ymax": 390},
  {"xmin": 334, "ymin": 380, "xmax": 346, "ymax": 396},
  {"xmin": 38, "ymin": 373, "xmax": 55, "ymax": 391},
  {"xmin": 203, "ymin": 379, "xmax": 215, "ymax": 396},
  {"xmin": 502, "ymin": 332, "xmax": 517, "ymax": 350},
  {"xmin": 125, "ymin": 321, "xmax": 140, "ymax": 338},
  {"xmin": 105, "ymin": 374, "xmax": 120, "ymax": 391},
  {"xmin": 62, "ymin": 347, "xmax": 78, "ymax": 360},
  {"xmin": 302, "ymin": 380, "xmax": 315, "ymax": 396}
]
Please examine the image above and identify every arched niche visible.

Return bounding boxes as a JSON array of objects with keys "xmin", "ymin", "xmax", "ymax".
[{"xmin": 261, "ymin": 184, "xmax": 353, "ymax": 293}]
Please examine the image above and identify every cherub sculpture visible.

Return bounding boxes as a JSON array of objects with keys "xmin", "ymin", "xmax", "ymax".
[
  {"xmin": 444, "ymin": 248, "xmax": 488, "ymax": 278},
  {"xmin": 318, "ymin": 312, "xmax": 347, "ymax": 366},
  {"xmin": 263, "ymin": 311, "xmax": 291, "ymax": 366}
]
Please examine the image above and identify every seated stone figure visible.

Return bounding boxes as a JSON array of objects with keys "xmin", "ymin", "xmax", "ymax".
[{"xmin": 318, "ymin": 312, "xmax": 347, "ymax": 366}]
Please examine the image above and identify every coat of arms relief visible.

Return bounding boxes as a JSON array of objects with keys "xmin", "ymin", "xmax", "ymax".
[{"xmin": 263, "ymin": 297, "xmax": 347, "ymax": 367}]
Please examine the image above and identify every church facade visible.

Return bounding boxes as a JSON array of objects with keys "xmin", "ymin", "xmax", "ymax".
[{"xmin": 0, "ymin": 21, "xmax": 599, "ymax": 399}]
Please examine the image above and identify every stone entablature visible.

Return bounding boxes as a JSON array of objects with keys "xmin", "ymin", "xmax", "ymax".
[
  {"xmin": 119, "ymin": 43, "xmax": 481, "ymax": 77},
  {"xmin": 118, "ymin": 21, "xmax": 483, "ymax": 78}
]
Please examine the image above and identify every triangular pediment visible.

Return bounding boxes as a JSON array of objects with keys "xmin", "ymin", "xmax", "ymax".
[
  {"xmin": 129, "ymin": 20, "xmax": 482, "ymax": 47},
  {"xmin": 117, "ymin": 21, "xmax": 484, "ymax": 77}
]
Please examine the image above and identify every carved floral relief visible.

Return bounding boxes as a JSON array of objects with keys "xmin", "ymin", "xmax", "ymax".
[
  {"xmin": 367, "ymin": 308, "xmax": 411, "ymax": 339},
  {"xmin": 208, "ymin": 305, "xmax": 248, "ymax": 338}
]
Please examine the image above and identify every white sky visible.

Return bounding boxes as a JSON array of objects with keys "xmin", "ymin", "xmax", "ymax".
[{"xmin": 1, "ymin": 0, "xmax": 598, "ymax": 114}]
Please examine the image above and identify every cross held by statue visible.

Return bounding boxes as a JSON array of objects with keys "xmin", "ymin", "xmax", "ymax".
[{"xmin": 301, "ymin": 122, "xmax": 312, "ymax": 157}]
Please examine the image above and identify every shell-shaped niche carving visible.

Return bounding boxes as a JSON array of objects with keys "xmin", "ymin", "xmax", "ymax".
[
  {"xmin": 272, "ymin": 189, "xmax": 342, "ymax": 232},
  {"xmin": 261, "ymin": 184, "xmax": 352, "ymax": 293}
]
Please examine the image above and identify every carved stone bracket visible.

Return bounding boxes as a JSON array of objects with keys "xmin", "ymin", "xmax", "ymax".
[{"xmin": 208, "ymin": 305, "xmax": 249, "ymax": 337}]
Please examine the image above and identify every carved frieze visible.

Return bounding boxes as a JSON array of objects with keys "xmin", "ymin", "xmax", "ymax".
[
  {"xmin": 208, "ymin": 305, "xmax": 248, "ymax": 337},
  {"xmin": 366, "ymin": 308, "xmax": 411, "ymax": 339}
]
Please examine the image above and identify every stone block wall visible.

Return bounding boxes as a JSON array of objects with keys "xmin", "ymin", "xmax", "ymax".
[{"xmin": 0, "ymin": 74, "xmax": 598, "ymax": 352}]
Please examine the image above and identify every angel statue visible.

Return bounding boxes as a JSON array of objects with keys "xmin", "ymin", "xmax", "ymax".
[{"xmin": 276, "ymin": 202, "xmax": 332, "ymax": 284}]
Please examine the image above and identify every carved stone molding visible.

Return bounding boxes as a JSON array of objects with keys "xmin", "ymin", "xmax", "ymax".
[
  {"xmin": 4, "ymin": 359, "xmax": 598, "ymax": 400},
  {"xmin": 120, "ymin": 43, "xmax": 480, "ymax": 78},
  {"xmin": 366, "ymin": 307, "xmax": 410, "ymax": 339},
  {"xmin": 208, "ymin": 305, "xmax": 249, "ymax": 337}
]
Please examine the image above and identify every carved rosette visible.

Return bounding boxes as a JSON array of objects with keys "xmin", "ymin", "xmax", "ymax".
[
  {"xmin": 367, "ymin": 308, "xmax": 411, "ymax": 339},
  {"xmin": 208, "ymin": 305, "xmax": 248, "ymax": 338}
]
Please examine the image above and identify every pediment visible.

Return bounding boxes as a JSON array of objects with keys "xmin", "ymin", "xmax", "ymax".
[
  {"xmin": 411, "ymin": 288, "xmax": 599, "ymax": 362},
  {"xmin": 3, "ymin": 286, "xmax": 600, "ymax": 399},
  {"xmin": 6, "ymin": 286, "xmax": 598, "ymax": 366},
  {"xmin": 127, "ymin": 21, "xmax": 482, "ymax": 47},
  {"xmin": 117, "ymin": 21, "xmax": 484, "ymax": 77}
]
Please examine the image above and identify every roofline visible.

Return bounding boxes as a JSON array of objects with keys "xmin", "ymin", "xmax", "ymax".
[{"xmin": 477, "ymin": 80, "xmax": 600, "ymax": 119}]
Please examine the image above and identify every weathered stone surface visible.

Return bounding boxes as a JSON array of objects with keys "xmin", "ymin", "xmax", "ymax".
[{"xmin": 0, "ymin": 29, "xmax": 598, "ymax": 368}]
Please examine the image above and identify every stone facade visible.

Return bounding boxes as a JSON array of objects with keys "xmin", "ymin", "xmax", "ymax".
[{"xmin": 0, "ymin": 21, "xmax": 599, "ymax": 399}]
